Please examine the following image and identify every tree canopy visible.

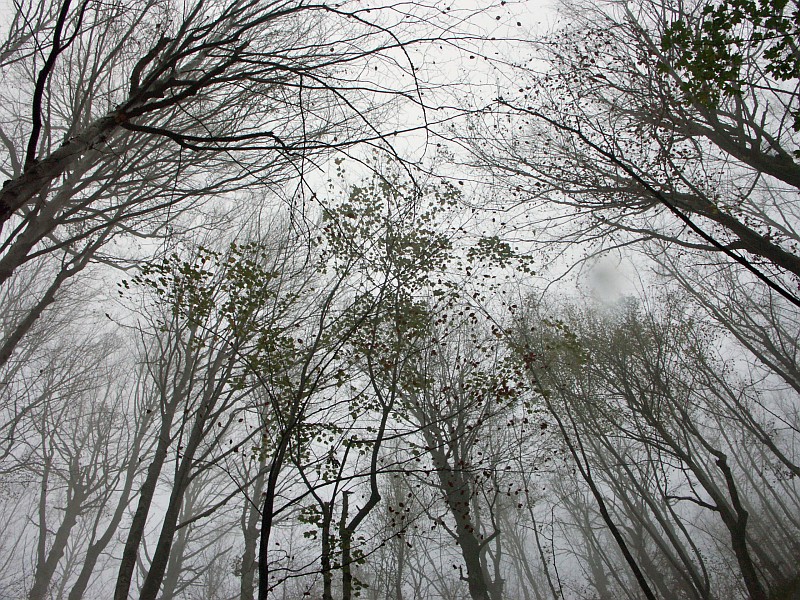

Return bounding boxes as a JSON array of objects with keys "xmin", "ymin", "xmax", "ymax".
[{"xmin": 1, "ymin": 0, "xmax": 799, "ymax": 599}]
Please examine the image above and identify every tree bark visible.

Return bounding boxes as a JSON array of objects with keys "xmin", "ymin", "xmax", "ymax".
[
  {"xmin": 321, "ymin": 501, "xmax": 334, "ymax": 600},
  {"xmin": 29, "ymin": 488, "xmax": 85, "ymax": 600},
  {"xmin": 241, "ymin": 458, "xmax": 267, "ymax": 600},
  {"xmin": 258, "ymin": 428, "xmax": 293, "ymax": 600},
  {"xmin": 67, "ymin": 417, "xmax": 147, "ymax": 600},
  {"xmin": 340, "ymin": 492, "xmax": 353, "ymax": 600},
  {"xmin": 113, "ymin": 336, "xmax": 193, "ymax": 600}
]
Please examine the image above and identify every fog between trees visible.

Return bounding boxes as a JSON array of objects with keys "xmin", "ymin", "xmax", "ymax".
[{"xmin": 1, "ymin": 0, "xmax": 799, "ymax": 598}]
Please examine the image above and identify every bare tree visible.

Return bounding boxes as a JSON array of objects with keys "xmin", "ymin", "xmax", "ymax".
[
  {"xmin": 395, "ymin": 319, "xmax": 533, "ymax": 600},
  {"xmin": 0, "ymin": 0, "xmax": 468, "ymax": 368},
  {"xmin": 467, "ymin": 0, "xmax": 800, "ymax": 306},
  {"xmin": 0, "ymin": 325, "xmax": 152, "ymax": 600},
  {"xmin": 516, "ymin": 296, "xmax": 800, "ymax": 599}
]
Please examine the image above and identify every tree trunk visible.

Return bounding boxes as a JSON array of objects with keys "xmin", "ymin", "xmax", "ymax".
[
  {"xmin": 67, "ymin": 426, "xmax": 145, "ymax": 600},
  {"xmin": 394, "ymin": 529, "xmax": 405, "ymax": 600},
  {"xmin": 340, "ymin": 492, "xmax": 353, "ymax": 600},
  {"xmin": 258, "ymin": 428, "xmax": 293, "ymax": 600},
  {"xmin": 158, "ymin": 490, "xmax": 195, "ymax": 600},
  {"xmin": 138, "ymin": 392, "xmax": 213, "ymax": 600},
  {"xmin": 113, "ymin": 378, "xmax": 183, "ymax": 600},
  {"xmin": 321, "ymin": 501, "xmax": 334, "ymax": 600},
  {"xmin": 241, "ymin": 458, "xmax": 267, "ymax": 600},
  {"xmin": 438, "ymin": 465, "xmax": 492, "ymax": 600},
  {"xmin": 29, "ymin": 489, "xmax": 85, "ymax": 600},
  {"xmin": 713, "ymin": 453, "xmax": 768, "ymax": 600}
]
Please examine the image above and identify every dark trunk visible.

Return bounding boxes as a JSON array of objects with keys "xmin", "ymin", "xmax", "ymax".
[
  {"xmin": 113, "ymin": 408, "xmax": 175, "ymax": 600},
  {"xmin": 138, "ymin": 398, "xmax": 211, "ymax": 600},
  {"xmin": 321, "ymin": 501, "xmax": 334, "ymax": 600},
  {"xmin": 241, "ymin": 459, "xmax": 267, "ymax": 600},
  {"xmin": 713, "ymin": 453, "xmax": 768, "ymax": 600},
  {"xmin": 435, "ymin": 459, "xmax": 493, "ymax": 600},
  {"xmin": 340, "ymin": 492, "xmax": 353, "ymax": 600},
  {"xmin": 257, "ymin": 430, "xmax": 292, "ymax": 600}
]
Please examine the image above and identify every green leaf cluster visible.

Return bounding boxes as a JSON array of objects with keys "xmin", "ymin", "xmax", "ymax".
[{"xmin": 662, "ymin": 0, "xmax": 800, "ymax": 130}]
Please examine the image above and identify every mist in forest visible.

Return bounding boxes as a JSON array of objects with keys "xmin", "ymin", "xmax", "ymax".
[{"xmin": 0, "ymin": 0, "xmax": 798, "ymax": 599}]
